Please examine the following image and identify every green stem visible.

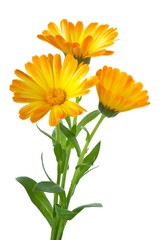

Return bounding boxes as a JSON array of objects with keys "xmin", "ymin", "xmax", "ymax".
[
  {"xmin": 56, "ymin": 220, "xmax": 67, "ymax": 239},
  {"xmin": 54, "ymin": 171, "xmax": 61, "ymax": 205},
  {"xmin": 54, "ymin": 125, "xmax": 62, "ymax": 205},
  {"xmin": 50, "ymin": 125, "xmax": 63, "ymax": 240},
  {"xmin": 67, "ymin": 114, "xmax": 105, "ymax": 206},
  {"xmin": 61, "ymin": 102, "xmax": 80, "ymax": 192},
  {"xmin": 56, "ymin": 124, "xmax": 61, "ymax": 142},
  {"xmin": 61, "ymin": 148, "xmax": 71, "ymax": 190}
]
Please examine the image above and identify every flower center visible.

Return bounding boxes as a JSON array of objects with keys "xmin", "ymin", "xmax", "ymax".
[{"xmin": 46, "ymin": 88, "xmax": 66, "ymax": 106}]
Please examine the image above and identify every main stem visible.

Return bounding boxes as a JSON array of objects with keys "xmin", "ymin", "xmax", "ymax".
[
  {"xmin": 51, "ymin": 125, "xmax": 62, "ymax": 240},
  {"xmin": 67, "ymin": 114, "xmax": 105, "ymax": 207},
  {"xmin": 50, "ymin": 114, "xmax": 105, "ymax": 239}
]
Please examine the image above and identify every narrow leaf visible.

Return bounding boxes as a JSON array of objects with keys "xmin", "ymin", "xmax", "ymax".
[
  {"xmin": 55, "ymin": 205, "xmax": 76, "ymax": 220},
  {"xmin": 34, "ymin": 181, "xmax": 67, "ymax": 205},
  {"xmin": 16, "ymin": 177, "xmax": 53, "ymax": 227},
  {"xmin": 55, "ymin": 203, "xmax": 102, "ymax": 220},
  {"xmin": 73, "ymin": 203, "xmax": 103, "ymax": 215},
  {"xmin": 33, "ymin": 181, "xmax": 64, "ymax": 193},
  {"xmin": 71, "ymin": 124, "xmax": 77, "ymax": 135},
  {"xmin": 36, "ymin": 124, "xmax": 54, "ymax": 142},
  {"xmin": 51, "ymin": 128, "xmax": 57, "ymax": 145},
  {"xmin": 54, "ymin": 143, "xmax": 66, "ymax": 173},
  {"xmin": 54, "ymin": 143, "xmax": 63, "ymax": 162},
  {"xmin": 59, "ymin": 122, "xmax": 81, "ymax": 157},
  {"xmin": 75, "ymin": 142, "xmax": 101, "ymax": 184},
  {"xmin": 65, "ymin": 116, "xmax": 71, "ymax": 129},
  {"xmin": 41, "ymin": 153, "xmax": 52, "ymax": 181},
  {"xmin": 81, "ymin": 126, "xmax": 90, "ymax": 141},
  {"xmin": 83, "ymin": 141, "xmax": 101, "ymax": 165},
  {"xmin": 76, "ymin": 110, "xmax": 100, "ymax": 136}
]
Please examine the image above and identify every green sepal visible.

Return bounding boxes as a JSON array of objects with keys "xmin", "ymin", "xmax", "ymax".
[
  {"xmin": 76, "ymin": 110, "xmax": 100, "ymax": 136},
  {"xmin": 59, "ymin": 122, "xmax": 81, "ymax": 157},
  {"xmin": 16, "ymin": 177, "xmax": 53, "ymax": 227},
  {"xmin": 76, "ymin": 55, "xmax": 91, "ymax": 65},
  {"xmin": 98, "ymin": 102, "xmax": 119, "ymax": 118},
  {"xmin": 76, "ymin": 96, "xmax": 82, "ymax": 104}
]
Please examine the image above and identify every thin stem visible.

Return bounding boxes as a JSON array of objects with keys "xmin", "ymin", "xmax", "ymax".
[
  {"xmin": 61, "ymin": 148, "xmax": 71, "ymax": 190},
  {"xmin": 56, "ymin": 124, "xmax": 61, "ymax": 142},
  {"xmin": 53, "ymin": 125, "xmax": 62, "ymax": 206},
  {"xmin": 72, "ymin": 97, "xmax": 80, "ymax": 126},
  {"xmin": 67, "ymin": 114, "xmax": 105, "ymax": 206},
  {"xmin": 61, "ymin": 103, "xmax": 80, "ymax": 191},
  {"xmin": 56, "ymin": 220, "xmax": 67, "ymax": 239},
  {"xmin": 54, "ymin": 171, "xmax": 61, "ymax": 205},
  {"xmin": 51, "ymin": 124, "xmax": 63, "ymax": 240},
  {"xmin": 50, "ymin": 218, "xmax": 60, "ymax": 240}
]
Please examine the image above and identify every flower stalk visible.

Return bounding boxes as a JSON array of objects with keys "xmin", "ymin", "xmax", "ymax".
[{"xmin": 67, "ymin": 114, "xmax": 105, "ymax": 207}]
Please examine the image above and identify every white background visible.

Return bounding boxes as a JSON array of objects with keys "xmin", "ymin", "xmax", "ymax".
[{"xmin": 0, "ymin": 0, "xmax": 160, "ymax": 239}]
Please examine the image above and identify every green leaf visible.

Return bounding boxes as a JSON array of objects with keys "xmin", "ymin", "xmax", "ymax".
[
  {"xmin": 51, "ymin": 128, "xmax": 57, "ymax": 145},
  {"xmin": 54, "ymin": 143, "xmax": 66, "ymax": 173},
  {"xmin": 55, "ymin": 205, "xmax": 76, "ymax": 220},
  {"xmin": 41, "ymin": 153, "xmax": 52, "ymax": 181},
  {"xmin": 76, "ymin": 110, "xmax": 100, "ymax": 136},
  {"xmin": 16, "ymin": 177, "xmax": 53, "ymax": 227},
  {"xmin": 71, "ymin": 124, "xmax": 77, "ymax": 135},
  {"xmin": 77, "ymin": 142, "xmax": 101, "ymax": 173},
  {"xmin": 36, "ymin": 124, "xmax": 54, "ymax": 143},
  {"xmin": 83, "ymin": 141, "xmax": 101, "ymax": 165},
  {"xmin": 33, "ymin": 181, "xmax": 64, "ymax": 193},
  {"xmin": 54, "ymin": 143, "xmax": 66, "ymax": 162},
  {"xmin": 65, "ymin": 116, "xmax": 71, "ymax": 129},
  {"xmin": 75, "ymin": 142, "xmax": 101, "ymax": 184},
  {"xmin": 55, "ymin": 203, "xmax": 102, "ymax": 221},
  {"xmin": 59, "ymin": 122, "xmax": 81, "ymax": 157},
  {"xmin": 81, "ymin": 126, "xmax": 90, "ymax": 141},
  {"xmin": 34, "ymin": 181, "xmax": 66, "ymax": 205},
  {"xmin": 73, "ymin": 203, "xmax": 103, "ymax": 215},
  {"xmin": 83, "ymin": 165, "xmax": 99, "ymax": 176}
]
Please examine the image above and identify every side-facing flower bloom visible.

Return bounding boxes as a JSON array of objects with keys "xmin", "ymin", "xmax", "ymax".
[
  {"xmin": 37, "ymin": 19, "xmax": 118, "ymax": 64},
  {"xmin": 96, "ymin": 66, "xmax": 150, "ymax": 117},
  {"xmin": 10, "ymin": 54, "xmax": 98, "ymax": 126}
]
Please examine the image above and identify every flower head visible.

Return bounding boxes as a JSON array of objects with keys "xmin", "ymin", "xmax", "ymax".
[
  {"xmin": 37, "ymin": 19, "xmax": 118, "ymax": 64},
  {"xmin": 10, "ymin": 54, "xmax": 98, "ymax": 126},
  {"xmin": 96, "ymin": 66, "xmax": 150, "ymax": 117}
]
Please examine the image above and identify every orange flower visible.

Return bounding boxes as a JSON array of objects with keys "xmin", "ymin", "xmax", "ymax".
[
  {"xmin": 10, "ymin": 54, "xmax": 98, "ymax": 126},
  {"xmin": 37, "ymin": 19, "xmax": 118, "ymax": 64},
  {"xmin": 96, "ymin": 66, "xmax": 150, "ymax": 117}
]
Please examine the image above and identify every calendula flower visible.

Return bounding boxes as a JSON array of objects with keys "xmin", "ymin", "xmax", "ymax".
[
  {"xmin": 96, "ymin": 66, "xmax": 150, "ymax": 117},
  {"xmin": 37, "ymin": 19, "xmax": 118, "ymax": 64},
  {"xmin": 10, "ymin": 54, "xmax": 98, "ymax": 126}
]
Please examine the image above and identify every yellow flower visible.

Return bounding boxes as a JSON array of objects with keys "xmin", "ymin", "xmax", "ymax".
[
  {"xmin": 96, "ymin": 66, "xmax": 150, "ymax": 117},
  {"xmin": 37, "ymin": 19, "xmax": 118, "ymax": 64},
  {"xmin": 10, "ymin": 54, "xmax": 98, "ymax": 126}
]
